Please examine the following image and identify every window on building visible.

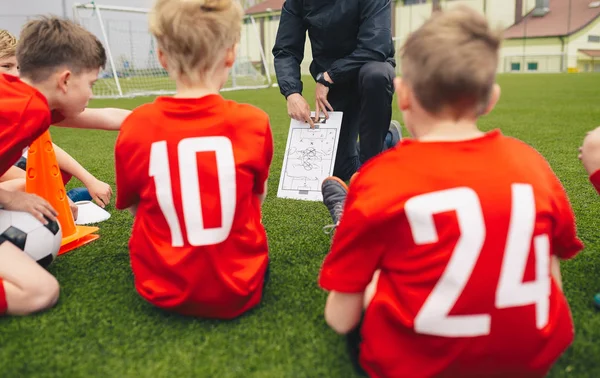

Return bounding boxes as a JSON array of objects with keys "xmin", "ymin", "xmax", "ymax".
[
  {"xmin": 589, "ymin": 35, "xmax": 600, "ymax": 43},
  {"xmin": 404, "ymin": 0, "xmax": 427, "ymax": 5},
  {"xmin": 527, "ymin": 62, "xmax": 538, "ymax": 71},
  {"xmin": 511, "ymin": 62, "xmax": 521, "ymax": 71}
]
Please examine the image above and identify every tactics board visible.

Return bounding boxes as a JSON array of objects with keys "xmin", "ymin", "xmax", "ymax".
[{"xmin": 277, "ymin": 112, "xmax": 343, "ymax": 202}]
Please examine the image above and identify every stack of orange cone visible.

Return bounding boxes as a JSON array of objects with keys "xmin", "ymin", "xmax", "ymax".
[{"xmin": 25, "ymin": 130, "xmax": 100, "ymax": 255}]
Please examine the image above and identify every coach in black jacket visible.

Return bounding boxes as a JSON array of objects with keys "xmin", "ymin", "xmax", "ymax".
[{"xmin": 272, "ymin": 0, "xmax": 397, "ymax": 181}]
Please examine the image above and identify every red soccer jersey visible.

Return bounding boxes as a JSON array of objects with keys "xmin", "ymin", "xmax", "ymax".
[
  {"xmin": 590, "ymin": 169, "xmax": 600, "ymax": 194},
  {"xmin": 0, "ymin": 74, "xmax": 63, "ymax": 176},
  {"xmin": 115, "ymin": 95, "xmax": 273, "ymax": 319},
  {"xmin": 319, "ymin": 130, "xmax": 583, "ymax": 378},
  {"xmin": 0, "ymin": 279, "xmax": 7, "ymax": 315}
]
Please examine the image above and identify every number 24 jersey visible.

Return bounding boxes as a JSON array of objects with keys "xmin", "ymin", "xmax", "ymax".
[{"xmin": 320, "ymin": 130, "xmax": 583, "ymax": 378}]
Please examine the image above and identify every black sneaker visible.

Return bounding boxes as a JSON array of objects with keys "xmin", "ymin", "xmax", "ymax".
[
  {"xmin": 384, "ymin": 120, "xmax": 402, "ymax": 150},
  {"xmin": 321, "ymin": 176, "xmax": 349, "ymax": 234}
]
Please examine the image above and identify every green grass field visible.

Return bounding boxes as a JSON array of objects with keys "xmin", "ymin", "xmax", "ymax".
[{"xmin": 1, "ymin": 74, "xmax": 600, "ymax": 378}]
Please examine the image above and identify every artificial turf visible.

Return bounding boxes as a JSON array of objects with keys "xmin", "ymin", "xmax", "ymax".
[{"xmin": 1, "ymin": 73, "xmax": 599, "ymax": 378}]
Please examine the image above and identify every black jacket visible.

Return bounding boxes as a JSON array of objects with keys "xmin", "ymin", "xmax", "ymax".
[{"xmin": 272, "ymin": 0, "xmax": 395, "ymax": 98}]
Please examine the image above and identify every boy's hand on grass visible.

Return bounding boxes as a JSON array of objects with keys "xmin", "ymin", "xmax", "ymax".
[
  {"xmin": 3, "ymin": 191, "xmax": 58, "ymax": 225},
  {"xmin": 85, "ymin": 178, "xmax": 113, "ymax": 208}
]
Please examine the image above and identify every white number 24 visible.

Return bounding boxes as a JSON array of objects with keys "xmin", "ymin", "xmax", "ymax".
[
  {"xmin": 406, "ymin": 184, "xmax": 550, "ymax": 337},
  {"xmin": 149, "ymin": 137, "xmax": 237, "ymax": 247}
]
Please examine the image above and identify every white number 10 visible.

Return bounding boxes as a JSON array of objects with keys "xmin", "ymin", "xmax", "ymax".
[
  {"xmin": 149, "ymin": 137, "xmax": 237, "ymax": 247},
  {"xmin": 406, "ymin": 184, "xmax": 550, "ymax": 337}
]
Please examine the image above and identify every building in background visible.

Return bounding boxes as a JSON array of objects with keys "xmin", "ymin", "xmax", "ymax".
[
  {"xmin": 245, "ymin": 0, "xmax": 600, "ymax": 74},
  {"xmin": 503, "ymin": 0, "xmax": 600, "ymax": 72}
]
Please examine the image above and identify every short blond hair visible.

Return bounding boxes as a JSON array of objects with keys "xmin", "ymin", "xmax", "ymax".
[
  {"xmin": 149, "ymin": 0, "xmax": 243, "ymax": 83},
  {"xmin": 401, "ymin": 6, "xmax": 502, "ymax": 116},
  {"xmin": 16, "ymin": 16, "xmax": 106, "ymax": 83},
  {"xmin": 0, "ymin": 29, "xmax": 17, "ymax": 60}
]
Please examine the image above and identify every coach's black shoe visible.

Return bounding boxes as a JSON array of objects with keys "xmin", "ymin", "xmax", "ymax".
[{"xmin": 322, "ymin": 176, "xmax": 349, "ymax": 234}]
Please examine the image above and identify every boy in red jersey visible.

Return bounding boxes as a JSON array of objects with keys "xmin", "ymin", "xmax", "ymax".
[
  {"xmin": 578, "ymin": 126, "xmax": 600, "ymax": 306},
  {"xmin": 318, "ymin": 6, "xmax": 582, "ymax": 378},
  {"xmin": 0, "ymin": 28, "xmax": 128, "ymax": 210},
  {"xmin": 114, "ymin": 0, "xmax": 273, "ymax": 319},
  {"xmin": 0, "ymin": 17, "xmax": 108, "ymax": 316}
]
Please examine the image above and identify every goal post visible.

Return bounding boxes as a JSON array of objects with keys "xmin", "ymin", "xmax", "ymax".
[{"xmin": 72, "ymin": 2, "xmax": 273, "ymax": 98}]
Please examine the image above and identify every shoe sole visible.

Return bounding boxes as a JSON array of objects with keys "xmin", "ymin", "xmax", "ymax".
[{"xmin": 322, "ymin": 176, "xmax": 349, "ymax": 192}]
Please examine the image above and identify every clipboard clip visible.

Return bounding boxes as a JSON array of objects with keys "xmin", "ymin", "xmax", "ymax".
[{"xmin": 306, "ymin": 115, "xmax": 327, "ymax": 128}]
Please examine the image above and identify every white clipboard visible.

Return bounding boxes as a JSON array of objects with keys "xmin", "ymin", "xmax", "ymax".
[{"xmin": 277, "ymin": 112, "xmax": 343, "ymax": 202}]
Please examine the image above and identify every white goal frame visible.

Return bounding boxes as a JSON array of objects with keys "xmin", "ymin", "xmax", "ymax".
[{"xmin": 73, "ymin": 2, "xmax": 273, "ymax": 98}]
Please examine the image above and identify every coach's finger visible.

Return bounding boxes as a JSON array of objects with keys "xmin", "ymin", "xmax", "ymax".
[{"xmin": 318, "ymin": 98, "xmax": 330, "ymax": 119}]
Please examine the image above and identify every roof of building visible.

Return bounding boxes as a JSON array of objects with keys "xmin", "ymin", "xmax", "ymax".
[
  {"xmin": 245, "ymin": 0, "xmax": 284, "ymax": 15},
  {"xmin": 504, "ymin": 0, "xmax": 600, "ymax": 39},
  {"xmin": 580, "ymin": 48, "xmax": 600, "ymax": 56}
]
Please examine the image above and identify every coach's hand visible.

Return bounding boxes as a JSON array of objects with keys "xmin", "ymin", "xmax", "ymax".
[
  {"xmin": 315, "ymin": 75, "xmax": 333, "ymax": 122},
  {"xmin": 3, "ymin": 191, "xmax": 58, "ymax": 225},
  {"xmin": 287, "ymin": 93, "xmax": 314, "ymax": 128}
]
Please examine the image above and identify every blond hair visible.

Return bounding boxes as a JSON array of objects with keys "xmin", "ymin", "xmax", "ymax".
[
  {"xmin": 149, "ymin": 0, "xmax": 243, "ymax": 83},
  {"xmin": 16, "ymin": 16, "xmax": 106, "ymax": 83},
  {"xmin": 401, "ymin": 6, "xmax": 502, "ymax": 116},
  {"xmin": 0, "ymin": 29, "xmax": 17, "ymax": 59}
]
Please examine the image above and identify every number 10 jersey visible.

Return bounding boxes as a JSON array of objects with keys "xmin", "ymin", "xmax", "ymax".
[{"xmin": 115, "ymin": 94, "xmax": 273, "ymax": 319}]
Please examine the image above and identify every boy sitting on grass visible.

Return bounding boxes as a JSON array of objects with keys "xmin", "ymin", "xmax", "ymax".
[
  {"xmin": 114, "ymin": 0, "xmax": 273, "ymax": 319},
  {"xmin": 0, "ymin": 28, "xmax": 130, "ymax": 211},
  {"xmin": 318, "ymin": 6, "xmax": 582, "ymax": 377},
  {"xmin": 0, "ymin": 16, "xmax": 111, "ymax": 316}
]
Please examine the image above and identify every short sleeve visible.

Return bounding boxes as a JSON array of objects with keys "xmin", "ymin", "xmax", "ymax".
[
  {"xmin": 318, "ymin": 176, "xmax": 389, "ymax": 293},
  {"xmin": 550, "ymin": 174, "xmax": 583, "ymax": 260},
  {"xmin": 253, "ymin": 122, "xmax": 274, "ymax": 195},
  {"xmin": 590, "ymin": 169, "xmax": 600, "ymax": 195},
  {"xmin": 50, "ymin": 110, "xmax": 66, "ymax": 125},
  {"xmin": 114, "ymin": 129, "xmax": 140, "ymax": 210}
]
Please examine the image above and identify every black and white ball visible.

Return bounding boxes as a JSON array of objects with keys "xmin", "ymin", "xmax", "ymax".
[{"xmin": 0, "ymin": 210, "xmax": 62, "ymax": 268}]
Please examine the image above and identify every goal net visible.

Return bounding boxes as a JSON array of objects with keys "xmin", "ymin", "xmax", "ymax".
[{"xmin": 73, "ymin": 2, "xmax": 272, "ymax": 98}]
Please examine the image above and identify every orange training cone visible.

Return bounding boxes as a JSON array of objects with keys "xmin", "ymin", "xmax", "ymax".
[{"xmin": 25, "ymin": 130, "xmax": 99, "ymax": 255}]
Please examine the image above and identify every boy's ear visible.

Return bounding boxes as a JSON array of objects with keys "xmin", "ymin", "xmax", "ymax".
[
  {"xmin": 225, "ymin": 43, "xmax": 238, "ymax": 68},
  {"xmin": 157, "ymin": 48, "xmax": 168, "ymax": 70},
  {"xmin": 481, "ymin": 83, "xmax": 501, "ymax": 116},
  {"xmin": 57, "ymin": 70, "xmax": 71, "ymax": 93},
  {"xmin": 395, "ymin": 77, "xmax": 411, "ymax": 111}
]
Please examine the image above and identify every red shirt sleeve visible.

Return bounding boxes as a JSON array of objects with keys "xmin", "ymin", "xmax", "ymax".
[
  {"xmin": 318, "ymin": 175, "xmax": 389, "ymax": 293},
  {"xmin": 114, "ymin": 126, "xmax": 140, "ymax": 210},
  {"xmin": 51, "ymin": 110, "xmax": 66, "ymax": 125},
  {"xmin": 253, "ymin": 122, "xmax": 273, "ymax": 195},
  {"xmin": 551, "ymin": 174, "xmax": 584, "ymax": 260},
  {"xmin": 590, "ymin": 169, "xmax": 600, "ymax": 195}
]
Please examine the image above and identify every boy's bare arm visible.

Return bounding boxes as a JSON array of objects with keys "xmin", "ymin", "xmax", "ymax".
[
  {"xmin": 0, "ymin": 166, "xmax": 26, "ymax": 182},
  {"xmin": 52, "ymin": 144, "xmax": 112, "ymax": 207},
  {"xmin": 258, "ymin": 180, "xmax": 268, "ymax": 205},
  {"xmin": 54, "ymin": 108, "xmax": 131, "ymax": 131},
  {"xmin": 551, "ymin": 255, "xmax": 563, "ymax": 291},
  {"xmin": 128, "ymin": 204, "xmax": 138, "ymax": 216},
  {"xmin": 324, "ymin": 291, "xmax": 364, "ymax": 334}
]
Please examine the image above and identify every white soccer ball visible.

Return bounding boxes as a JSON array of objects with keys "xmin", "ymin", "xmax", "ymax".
[{"xmin": 0, "ymin": 210, "xmax": 62, "ymax": 268}]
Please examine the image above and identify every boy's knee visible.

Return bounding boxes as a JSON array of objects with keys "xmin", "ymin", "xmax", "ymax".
[{"xmin": 19, "ymin": 274, "xmax": 60, "ymax": 314}]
